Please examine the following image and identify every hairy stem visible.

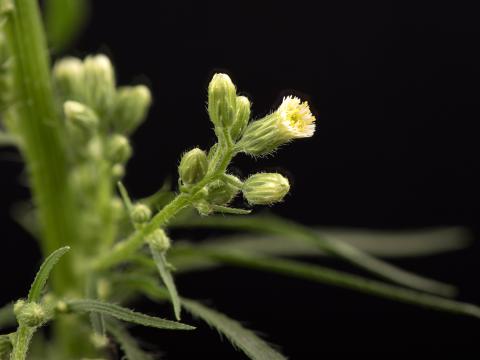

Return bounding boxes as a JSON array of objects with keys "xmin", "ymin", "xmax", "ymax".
[{"xmin": 2, "ymin": 0, "xmax": 78, "ymax": 293}]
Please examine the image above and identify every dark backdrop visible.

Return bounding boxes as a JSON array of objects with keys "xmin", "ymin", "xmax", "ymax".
[{"xmin": 1, "ymin": 1, "xmax": 480, "ymax": 357}]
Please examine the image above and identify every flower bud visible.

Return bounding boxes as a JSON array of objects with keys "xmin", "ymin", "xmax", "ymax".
[
  {"xmin": 83, "ymin": 54, "xmax": 116, "ymax": 117},
  {"xmin": 235, "ymin": 96, "xmax": 316, "ymax": 156},
  {"xmin": 64, "ymin": 101, "xmax": 99, "ymax": 137},
  {"xmin": 106, "ymin": 134, "xmax": 132, "ymax": 163},
  {"xmin": 146, "ymin": 229, "xmax": 171, "ymax": 252},
  {"xmin": 14, "ymin": 301, "xmax": 46, "ymax": 328},
  {"xmin": 206, "ymin": 175, "xmax": 240, "ymax": 205},
  {"xmin": 52, "ymin": 57, "xmax": 85, "ymax": 101},
  {"xmin": 111, "ymin": 163, "xmax": 125, "ymax": 179},
  {"xmin": 242, "ymin": 173, "xmax": 290, "ymax": 205},
  {"xmin": 131, "ymin": 203, "xmax": 152, "ymax": 224},
  {"xmin": 179, "ymin": 148, "xmax": 208, "ymax": 186},
  {"xmin": 230, "ymin": 96, "xmax": 251, "ymax": 141},
  {"xmin": 112, "ymin": 85, "xmax": 152, "ymax": 134},
  {"xmin": 208, "ymin": 73, "xmax": 237, "ymax": 129}
]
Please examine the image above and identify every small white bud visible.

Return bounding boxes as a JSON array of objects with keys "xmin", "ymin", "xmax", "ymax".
[
  {"xmin": 208, "ymin": 73, "xmax": 237, "ymax": 129},
  {"xmin": 206, "ymin": 175, "xmax": 240, "ymax": 205},
  {"xmin": 146, "ymin": 229, "xmax": 171, "ymax": 252},
  {"xmin": 53, "ymin": 57, "xmax": 85, "ymax": 101},
  {"xmin": 179, "ymin": 148, "xmax": 208, "ymax": 186},
  {"xmin": 83, "ymin": 54, "xmax": 116, "ymax": 117},
  {"xmin": 242, "ymin": 173, "xmax": 290, "ymax": 205},
  {"xmin": 131, "ymin": 203, "xmax": 152, "ymax": 224},
  {"xmin": 111, "ymin": 163, "xmax": 125, "ymax": 179},
  {"xmin": 230, "ymin": 96, "xmax": 251, "ymax": 141},
  {"xmin": 112, "ymin": 85, "xmax": 152, "ymax": 134},
  {"xmin": 64, "ymin": 101, "xmax": 99, "ymax": 137},
  {"xmin": 14, "ymin": 301, "xmax": 47, "ymax": 328},
  {"xmin": 106, "ymin": 134, "xmax": 132, "ymax": 163}
]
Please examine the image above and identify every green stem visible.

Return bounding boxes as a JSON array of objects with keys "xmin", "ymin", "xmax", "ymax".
[
  {"xmin": 10, "ymin": 325, "xmax": 34, "ymax": 360},
  {"xmin": 2, "ymin": 0, "xmax": 78, "ymax": 293},
  {"xmin": 93, "ymin": 145, "xmax": 235, "ymax": 271}
]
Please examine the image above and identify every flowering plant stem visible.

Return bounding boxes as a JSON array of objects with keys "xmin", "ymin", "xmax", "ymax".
[
  {"xmin": 93, "ymin": 140, "xmax": 235, "ymax": 271},
  {"xmin": 2, "ymin": 0, "xmax": 78, "ymax": 292}
]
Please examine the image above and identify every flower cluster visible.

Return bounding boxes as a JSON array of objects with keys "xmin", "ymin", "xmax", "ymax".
[{"xmin": 178, "ymin": 73, "xmax": 316, "ymax": 214}]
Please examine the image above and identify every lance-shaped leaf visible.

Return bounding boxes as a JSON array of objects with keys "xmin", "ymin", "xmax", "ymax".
[
  {"xmin": 28, "ymin": 246, "xmax": 70, "ymax": 302},
  {"xmin": 178, "ymin": 246, "xmax": 480, "ymax": 319},
  {"xmin": 66, "ymin": 299, "xmax": 194, "ymax": 330},
  {"xmin": 106, "ymin": 319, "xmax": 154, "ymax": 360},
  {"xmin": 149, "ymin": 244, "xmax": 181, "ymax": 320},
  {"xmin": 171, "ymin": 214, "xmax": 457, "ymax": 297},
  {"xmin": 114, "ymin": 275, "xmax": 288, "ymax": 360}
]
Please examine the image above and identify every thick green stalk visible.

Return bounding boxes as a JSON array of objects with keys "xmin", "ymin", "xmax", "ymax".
[{"xmin": 1, "ymin": 0, "xmax": 78, "ymax": 292}]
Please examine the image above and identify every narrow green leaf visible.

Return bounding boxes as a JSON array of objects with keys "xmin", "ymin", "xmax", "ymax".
[
  {"xmin": 44, "ymin": 0, "xmax": 88, "ymax": 52},
  {"xmin": 85, "ymin": 276, "xmax": 106, "ymax": 337},
  {"xmin": 180, "ymin": 246, "xmax": 480, "ymax": 319},
  {"xmin": 149, "ymin": 244, "xmax": 182, "ymax": 320},
  {"xmin": 106, "ymin": 319, "xmax": 154, "ymax": 360},
  {"xmin": 66, "ymin": 299, "xmax": 194, "ymax": 330},
  {"xmin": 112, "ymin": 275, "xmax": 287, "ymax": 360},
  {"xmin": 182, "ymin": 299, "xmax": 286, "ymax": 360},
  {"xmin": 28, "ymin": 246, "xmax": 70, "ymax": 302},
  {"xmin": 0, "ymin": 333, "xmax": 13, "ymax": 358},
  {"xmin": 211, "ymin": 205, "xmax": 251, "ymax": 215},
  {"xmin": 0, "ymin": 304, "xmax": 15, "ymax": 329},
  {"xmin": 172, "ymin": 215, "xmax": 457, "ymax": 297},
  {"xmin": 118, "ymin": 181, "xmax": 134, "ymax": 215}
]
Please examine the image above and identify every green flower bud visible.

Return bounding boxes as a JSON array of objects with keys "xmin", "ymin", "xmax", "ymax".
[
  {"xmin": 179, "ymin": 148, "xmax": 208, "ymax": 186},
  {"xmin": 208, "ymin": 73, "xmax": 237, "ymax": 129},
  {"xmin": 64, "ymin": 101, "xmax": 99, "ymax": 138},
  {"xmin": 52, "ymin": 57, "xmax": 85, "ymax": 101},
  {"xmin": 206, "ymin": 175, "xmax": 240, "ymax": 205},
  {"xmin": 131, "ymin": 203, "xmax": 152, "ymax": 224},
  {"xmin": 194, "ymin": 200, "xmax": 213, "ymax": 216},
  {"xmin": 111, "ymin": 163, "xmax": 125, "ymax": 179},
  {"xmin": 106, "ymin": 134, "xmax": 132, "ymax": 163},
  {"xmin": 230, "ymin": 96, "xmax": 251, "ymax": 141},
  {"xmin": 112, "ymin": 85, "xmax": 152, "ymax": 134},
  {"xmin": 146, "ymin": 229, "xmax": 171, "ymax": 252},
  {"xmin": 235, "ymin": 96, "xmax": 316, "ymax": 156},
  {"xmin": 14, "ymin": 301, "xmax": 46, "ymax": 328},
  {"xmin": 83, "ymin": 54, "xmax": 116, "ymax": 117},
  {"xmin": 242, "ymin": 173, "xmax": 290, "ymax": 205}
]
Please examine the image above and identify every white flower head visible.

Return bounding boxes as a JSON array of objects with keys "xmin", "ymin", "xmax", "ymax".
[{"xmin": 277, "ymin": 96, "xmax": 316, "ymax": 138}]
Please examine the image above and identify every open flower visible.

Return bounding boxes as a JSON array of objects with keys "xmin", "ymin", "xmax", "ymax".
[
  {"xmin": 235, "ymin": 95, "xmax": 316, "ymax": 156},
  {"xmin": 277, "ymin": 96, "xmax": 316, "ymax": 138}
]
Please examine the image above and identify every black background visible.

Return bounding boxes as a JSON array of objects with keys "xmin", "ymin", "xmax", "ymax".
[{"xmin": 1, "ymin": 0, "xmax": 480, "ymax": 357}]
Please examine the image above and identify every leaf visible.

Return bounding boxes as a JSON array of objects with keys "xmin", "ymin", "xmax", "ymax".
[
  {"xmin": 180, "ymin": 246, "xmax": 480, "ymax": 319},
  {"xmin": 44, "ymin": 0, "xmax": 88, "ymax": 53},
  {"xmin": 28, "ymin": 246, "xmax": 70, "ymax": 302},
  {"xmin": 149, "ymin": 244, "xmax": 181, "ymax": 320},
  {"xmin": 0, "ymin": 334, "xmax": 13, "ymax": 358},
  {"xmin": 66, "ymin": 299, "xmax": 194, "ymax": 331},
  {"xmin": 113, "ymin": 275, "xmax": 288, "ymax": 360},
  {"xmin": 210, "ymin": 205, "xmax": 251, "ymax": 215},
  {"xmin": 181, "ymin": 299, "xmax": 287, "ymax": 360},
  {"xmin": 85, "ymin": 276, "xmax": 106, "ymax": 337},
  {"xmin": 172, "ymin": 215, "xmax": 457, "ymax": 297},
  {"xmin": 106, "ymin": 319, "xmax": 154, "ymax": 360},
  {"xmin": 0, "ymin": 304, "xmax": 15, "ymax": 329}
]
